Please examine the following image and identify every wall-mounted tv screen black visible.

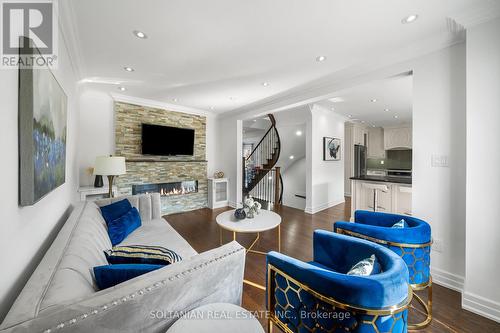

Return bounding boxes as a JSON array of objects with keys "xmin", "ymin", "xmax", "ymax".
[{"xmin": 142, "ymin": 124, "xmax": 195, "ymax": 156}]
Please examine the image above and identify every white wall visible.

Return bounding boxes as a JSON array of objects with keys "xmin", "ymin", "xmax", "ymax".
[
  {"xmin": 214, "ymin": 116, "xmax": 242, "ymax": 207},
  {"xmin": 305, "ymin": 104, "xmax": 346, "ymax": 213},
  {"xmin": 77, "ymin": 91, "xmax": 217, "ymax": 185},
  {"xmin": 464, "ymin": 18, "xmax": 500, "ymax": 322},
  {"xmin": 412, "ymin": 43, "xmax": 467, "ymax": 291},
  {"xmin": 281, "ymin": 157, "xmax": 306, "ymax": 210},
  {"xmin": 0, "ymin": 34, "xmax": 79, "ymax": 321}
]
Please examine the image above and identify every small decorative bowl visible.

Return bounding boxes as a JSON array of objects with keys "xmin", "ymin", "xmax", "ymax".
[{"xmin": 234, "ymin": 208, "xmax": 246, "ymax": 220}]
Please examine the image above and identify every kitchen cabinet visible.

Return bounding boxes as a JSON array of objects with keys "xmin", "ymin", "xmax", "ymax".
[
  {"xmin": 384, "ymin": 126, "xmax": 412, "ymax": 150},
  {"xmin": 395, "ymin": 185, "xmax": 412, "ymax": 216},
  {"xmin": 367, "ymin": 127, "xmax": 385, "ymax": 158},
  {"xmin": 353, "ymin": 125, "xmax": 368, "ymax": 146},
  {"xmin": 351, "ymin": 179, "xmax": 412, "ymax": 219}
]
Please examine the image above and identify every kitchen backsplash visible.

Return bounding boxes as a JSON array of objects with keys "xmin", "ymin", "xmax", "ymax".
[{"xmin": 367, "ymin": 149, "xmax": 412, "ymax": 170}]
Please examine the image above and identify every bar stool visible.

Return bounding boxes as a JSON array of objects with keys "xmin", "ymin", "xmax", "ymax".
[{"xmin": 362, "ymin": 183, "xmax": 389, "ymax": 212}]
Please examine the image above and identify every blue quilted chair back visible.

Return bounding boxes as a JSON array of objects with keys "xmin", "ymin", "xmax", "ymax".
[{"xmin": 266, "ymin": 230, "xmax": 412, "ymax": 333}]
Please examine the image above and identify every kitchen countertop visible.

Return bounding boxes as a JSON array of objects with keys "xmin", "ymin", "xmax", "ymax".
[{"xmin": 350, "ymin": 175, "xmax": 412, "ymax": 185}]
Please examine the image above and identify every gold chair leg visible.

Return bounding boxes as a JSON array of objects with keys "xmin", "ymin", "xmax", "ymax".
[{"xmin": 408, "ymin": 277, "xmax": 432, "ymax": 330}]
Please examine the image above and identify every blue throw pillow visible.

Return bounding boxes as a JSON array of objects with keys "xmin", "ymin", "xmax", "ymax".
[
  {"xmin": 107, "ymin": 207, "xmax": 142, "ymax": 246},
  {"xmin": 392, "ymin": 219, "xmax": 409, "ymax": 228},
  {"xmin": 100, "ymin": 199, "xmax": 132, "ymax": 225},
  {"xmin": 93, "ymin": 264, "xmax": 164, "ymax": 290},
  {"xmin": 104, "ymin": 245, "xmax": 182, "ymax": 265},
  {"xmin": 347, "ymin": 255, "xmax": 381, "ymax": 276}
]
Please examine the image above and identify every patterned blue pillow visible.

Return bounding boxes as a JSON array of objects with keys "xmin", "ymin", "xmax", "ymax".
[
  {"xmin": 105, "ymin": 245, "xmax": 182, "ymax": 266},
  {"xmin": 392, "ymin": 219, "xmax": 409, "ymax": 228},
  {"xmin": 347, "ymin": 255, "xmax": 381, "ymax": 276},
  {"xmin": 93, "ymin": 264, "xmax": 164, "ymax": 290}
]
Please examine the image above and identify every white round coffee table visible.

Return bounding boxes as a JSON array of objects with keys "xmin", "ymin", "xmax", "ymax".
[{"xmin": 216, "ymin": 209, "xmax": 281, "ymax": 290}]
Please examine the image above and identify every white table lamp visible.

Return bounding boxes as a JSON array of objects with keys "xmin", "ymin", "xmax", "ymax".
[{"xmin": 94, "ymin": 156, "xmax": 126, "ymax": 198}]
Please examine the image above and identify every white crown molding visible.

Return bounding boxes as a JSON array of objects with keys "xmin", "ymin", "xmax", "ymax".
[
  {"xmin": 450, "ymin": 1, "xmax": 500, "ymax": 29},
  {"xmin": 110, "ymin": 93, "xmax": 214, "ymax": 117},
  {"xmin": 217, "ymin": 31, "xmax": 465, "ymax": 120},
  {"xmin": 59, "ymin": 0, "xmax": 85, "ymax": 79}
]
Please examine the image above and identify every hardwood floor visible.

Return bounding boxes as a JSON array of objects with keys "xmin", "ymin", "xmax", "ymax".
[{"xmin": 166, "ymin": 200, "xmax": 500, "ymax": 333}]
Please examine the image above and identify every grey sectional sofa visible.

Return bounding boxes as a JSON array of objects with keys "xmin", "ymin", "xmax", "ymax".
[{"xmin": 0, "ymin": 193, "xmax": 245, "ymax": 332}]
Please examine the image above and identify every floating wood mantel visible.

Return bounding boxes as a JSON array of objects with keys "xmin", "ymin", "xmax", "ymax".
[{"xmin": 125, "ymin": 158, "xmax": 208, "ymax": 163}]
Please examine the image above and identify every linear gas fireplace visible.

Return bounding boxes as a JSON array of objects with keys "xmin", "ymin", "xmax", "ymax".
[{"xmin": 132, "ymin": 180, "xmax": 198, "ymax": 197}]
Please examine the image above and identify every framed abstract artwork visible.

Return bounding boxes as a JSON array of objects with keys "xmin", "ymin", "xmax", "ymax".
[
  {"xmin": 19, "ymin": 38, "xmax": 67, "ymax": 206},
  {"xmin": 323, "ymin": 137, "xmax": 341, "ymax": 161}
]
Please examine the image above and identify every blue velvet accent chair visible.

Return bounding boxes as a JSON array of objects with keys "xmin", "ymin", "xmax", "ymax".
[
  {"xmin": 266, "ymin": 230, "xmax": 412, "ymax": 333},
  {"xmin": 334, "ymin": 210, "xmax": 432, "ymax": 329}
]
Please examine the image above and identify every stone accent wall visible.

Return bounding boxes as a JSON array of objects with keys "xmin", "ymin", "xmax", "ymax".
[{"xmin": 114, "ymin": 102, "xmax": 207, "ymax": 215}]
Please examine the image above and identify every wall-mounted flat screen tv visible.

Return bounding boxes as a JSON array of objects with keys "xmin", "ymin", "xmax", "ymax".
[{"xmin": 142, "ymin": 124, "xmax": 195, "ymax": 156}]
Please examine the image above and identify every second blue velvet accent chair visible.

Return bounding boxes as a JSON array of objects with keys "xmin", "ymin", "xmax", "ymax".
[
  {"xmin": 266, "ymin": 230, "xmax": 412, "ymax": 333},
  {"xmin": 334, "ymin": 211, "xmax": 432, "ymax": 329}
]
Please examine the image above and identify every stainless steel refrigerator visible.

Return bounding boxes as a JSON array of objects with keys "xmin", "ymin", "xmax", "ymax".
[{"xmin": 354, "ymin": 144, "xmax": 367, "ymax": 177}]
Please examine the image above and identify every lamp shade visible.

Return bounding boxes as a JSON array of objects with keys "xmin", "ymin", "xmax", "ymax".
[{"xmin": 94, "ymin": 156, "xmax": 126, "ymax": 176}]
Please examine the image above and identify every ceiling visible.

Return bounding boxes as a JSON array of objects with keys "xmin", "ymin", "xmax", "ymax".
[
  {"xmin": 316, "ymin": 73, "xmax": 413, "ymax": 127},
  {"xmin": 65, "ymin": 0, "xmax": 493, "ymax": 114}
]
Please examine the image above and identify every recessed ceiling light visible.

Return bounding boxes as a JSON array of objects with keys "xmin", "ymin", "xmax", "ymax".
[
  {"xmin": 253, "ymin": 119, "xmax": 257, "ymax": 122},
  {"xmin": 118, "ymin": 86, "xmax": 126, "ymax": 91},
  {"xmin": 331, "ymin": 107, "xmax": 335, "ymax": 111},
  {"xmin": 394, "ymin": 115, "xmax": 399, "ymax": 119},
  {"xmin": 316, "ymin": 55, "xmax": 327, "ymax": 62},
  {"xmin": 289, "ymin": 155, "xmax": 294, "ymax": 160},
  {"xmin": 384, "ymin": 108, "xmax": 390, "ymax": 112},
  {"xmin": 372, "ymin": 124, "xmax": 376, "ymax": 128},
  {"xmin": 172, "ymin": 98, "xmax": 178, "ymax": 102},
  {"xmin": 296, "ymin": 130, "xmax": 302, "ymax": 136},
  {"xmin": 124, "ymin": 66, "xmax": 134, "ymax": 72},
  {"xmin": 402, "ymin": 14, "xmax": 419, "ymax": 24},
  {"xmin": 133, "ymin": 30, "xmax": 147, "ymax": 39},
  {"xmin": 371, "ymin": 99, "xmax": 377, "ymax": 102},
  {"xmin": 348, "ymin": 115, "xmax": 353, "ymax": 118},
  {"xmin": 262, "ymin": 82, "xmax": 269, "ymax": 87},
  {"xmin": 209, "ymin": 106, "xmax": 215, "ymax": 110}
]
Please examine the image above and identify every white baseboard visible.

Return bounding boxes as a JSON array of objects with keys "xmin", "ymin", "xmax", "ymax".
[
  {"xmin": 228, "ymin": 201, "xmax": 238, "ymax": 208},
  {"xmin": 305, "ymin": 198, "xmax": 345, "ymax": 215},
  {"xmin": 462, "ymin": 292, "xmax": 500, "ymax": 323},
  {"xmin": 431, "ymin": 267, "xmax": 464, "ymax": 292}
]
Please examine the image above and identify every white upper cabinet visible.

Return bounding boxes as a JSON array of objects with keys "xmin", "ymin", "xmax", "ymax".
[
  {"xmin": 367, "ymin": 127, "xmax": 385, "ymax": 158},
  {"xmin": 384, "ymin": 126, "xmax": 412, "ymax": 150},
  {"xmin": 353, "ymin": 125, "xmax": 367, "ymax": 146}
]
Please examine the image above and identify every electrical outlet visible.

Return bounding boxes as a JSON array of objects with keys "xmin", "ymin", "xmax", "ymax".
[
  {"xmin": 432, "ymin": 239, "xmax": 443, "ymax": 253},
  {"xmin": 431, "ymin": 154, "xmax": 449, "ymax": 167}
]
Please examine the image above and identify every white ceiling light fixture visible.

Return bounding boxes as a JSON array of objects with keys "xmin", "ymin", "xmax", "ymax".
[
  {"xmin": 384, "ymin": 108, "xmax": 390, "ymax": 112},
  {"xmin": 289, "ymin": 155, "xmax": 294, "ymax": 160},
  {"xmin": 394, "ymin": 115, "xmax": 399, "ymax": 119},
  {"xmin": 316, "ymin": 55, "xmax": 326, "ymax": 62},
  {"xmin": 118, "ymin": 86, "xmax": 126, "ymax": 91},
  {"xmin": 370, "ymin": 98, "xmax": 377, "ymax": 102},
  {"xmin": 209, "ymin": 106, "xmax": 215, "ymax": 110},
  {"xmin": 296, "ymin": 130, "xmax": 302, "ymax": 136},
  {"xmin": 328, "ymin": 97, "xmax": 344, "ymax": 103},
  {"xmin": 348, "ymin": 115, "xmax": 353, "ymax": 118},
  {"xmin": 402, "ymin": 14, "xmax": 419, "ymax": 24},
  {"xmin": 372, "ymin": 124, "xmax": 376, "ymax": 128},
  {"xmin": 172, "ymin": 98, "xmax": 178, "ymax": 102},
  {"xmin": 123, "ymin": 66, "xmax": 134, "ymax": 72},
  {"xmin": 253, "ymin": 119, "xmax": 257, "ymax": 122},
  {"xmin": 133, "ymin": 30, "xmax": 147, "ymax": 39},
  {"xmin": 331, "ymin": 107, "xmax": 335, "ymax": 111},
  {"xmin": 262, "ymin": 82, "xmax": 269, "ymax": 87}
]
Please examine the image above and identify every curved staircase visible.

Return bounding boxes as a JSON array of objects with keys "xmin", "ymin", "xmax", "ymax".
[{"xmin": 243, "ymin": 114, "xmax": 283, "ymax": 206}]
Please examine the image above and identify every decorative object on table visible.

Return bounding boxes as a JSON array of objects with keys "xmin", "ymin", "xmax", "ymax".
[
  {"xmin": 335, "ymin": 210, "xmax": 432, "ymax": 329},
  {"xmin": 18, "ymin": 37, "xmax": 68, "ymax": 206},
  {"xmin": 323, "ymin": 137, "xmax": 341, "ymax": 161},
  {"xmin": 243, "ymin": 196, "xmax": 261, "ymax": 219},
  {"xmin": 213, "ymin": 171, "xmax": 225, "ymax": 178},
  {"xmin": 234, "ymin": 208, "xmax": 246, "ymax": 220},
  {"xmin": 93, "ymin": 156, "xmax": 126, "ymax": 198},
  {"xmin": 94, "ymin": 175, "xmax": 104, "ymax": 188}
]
